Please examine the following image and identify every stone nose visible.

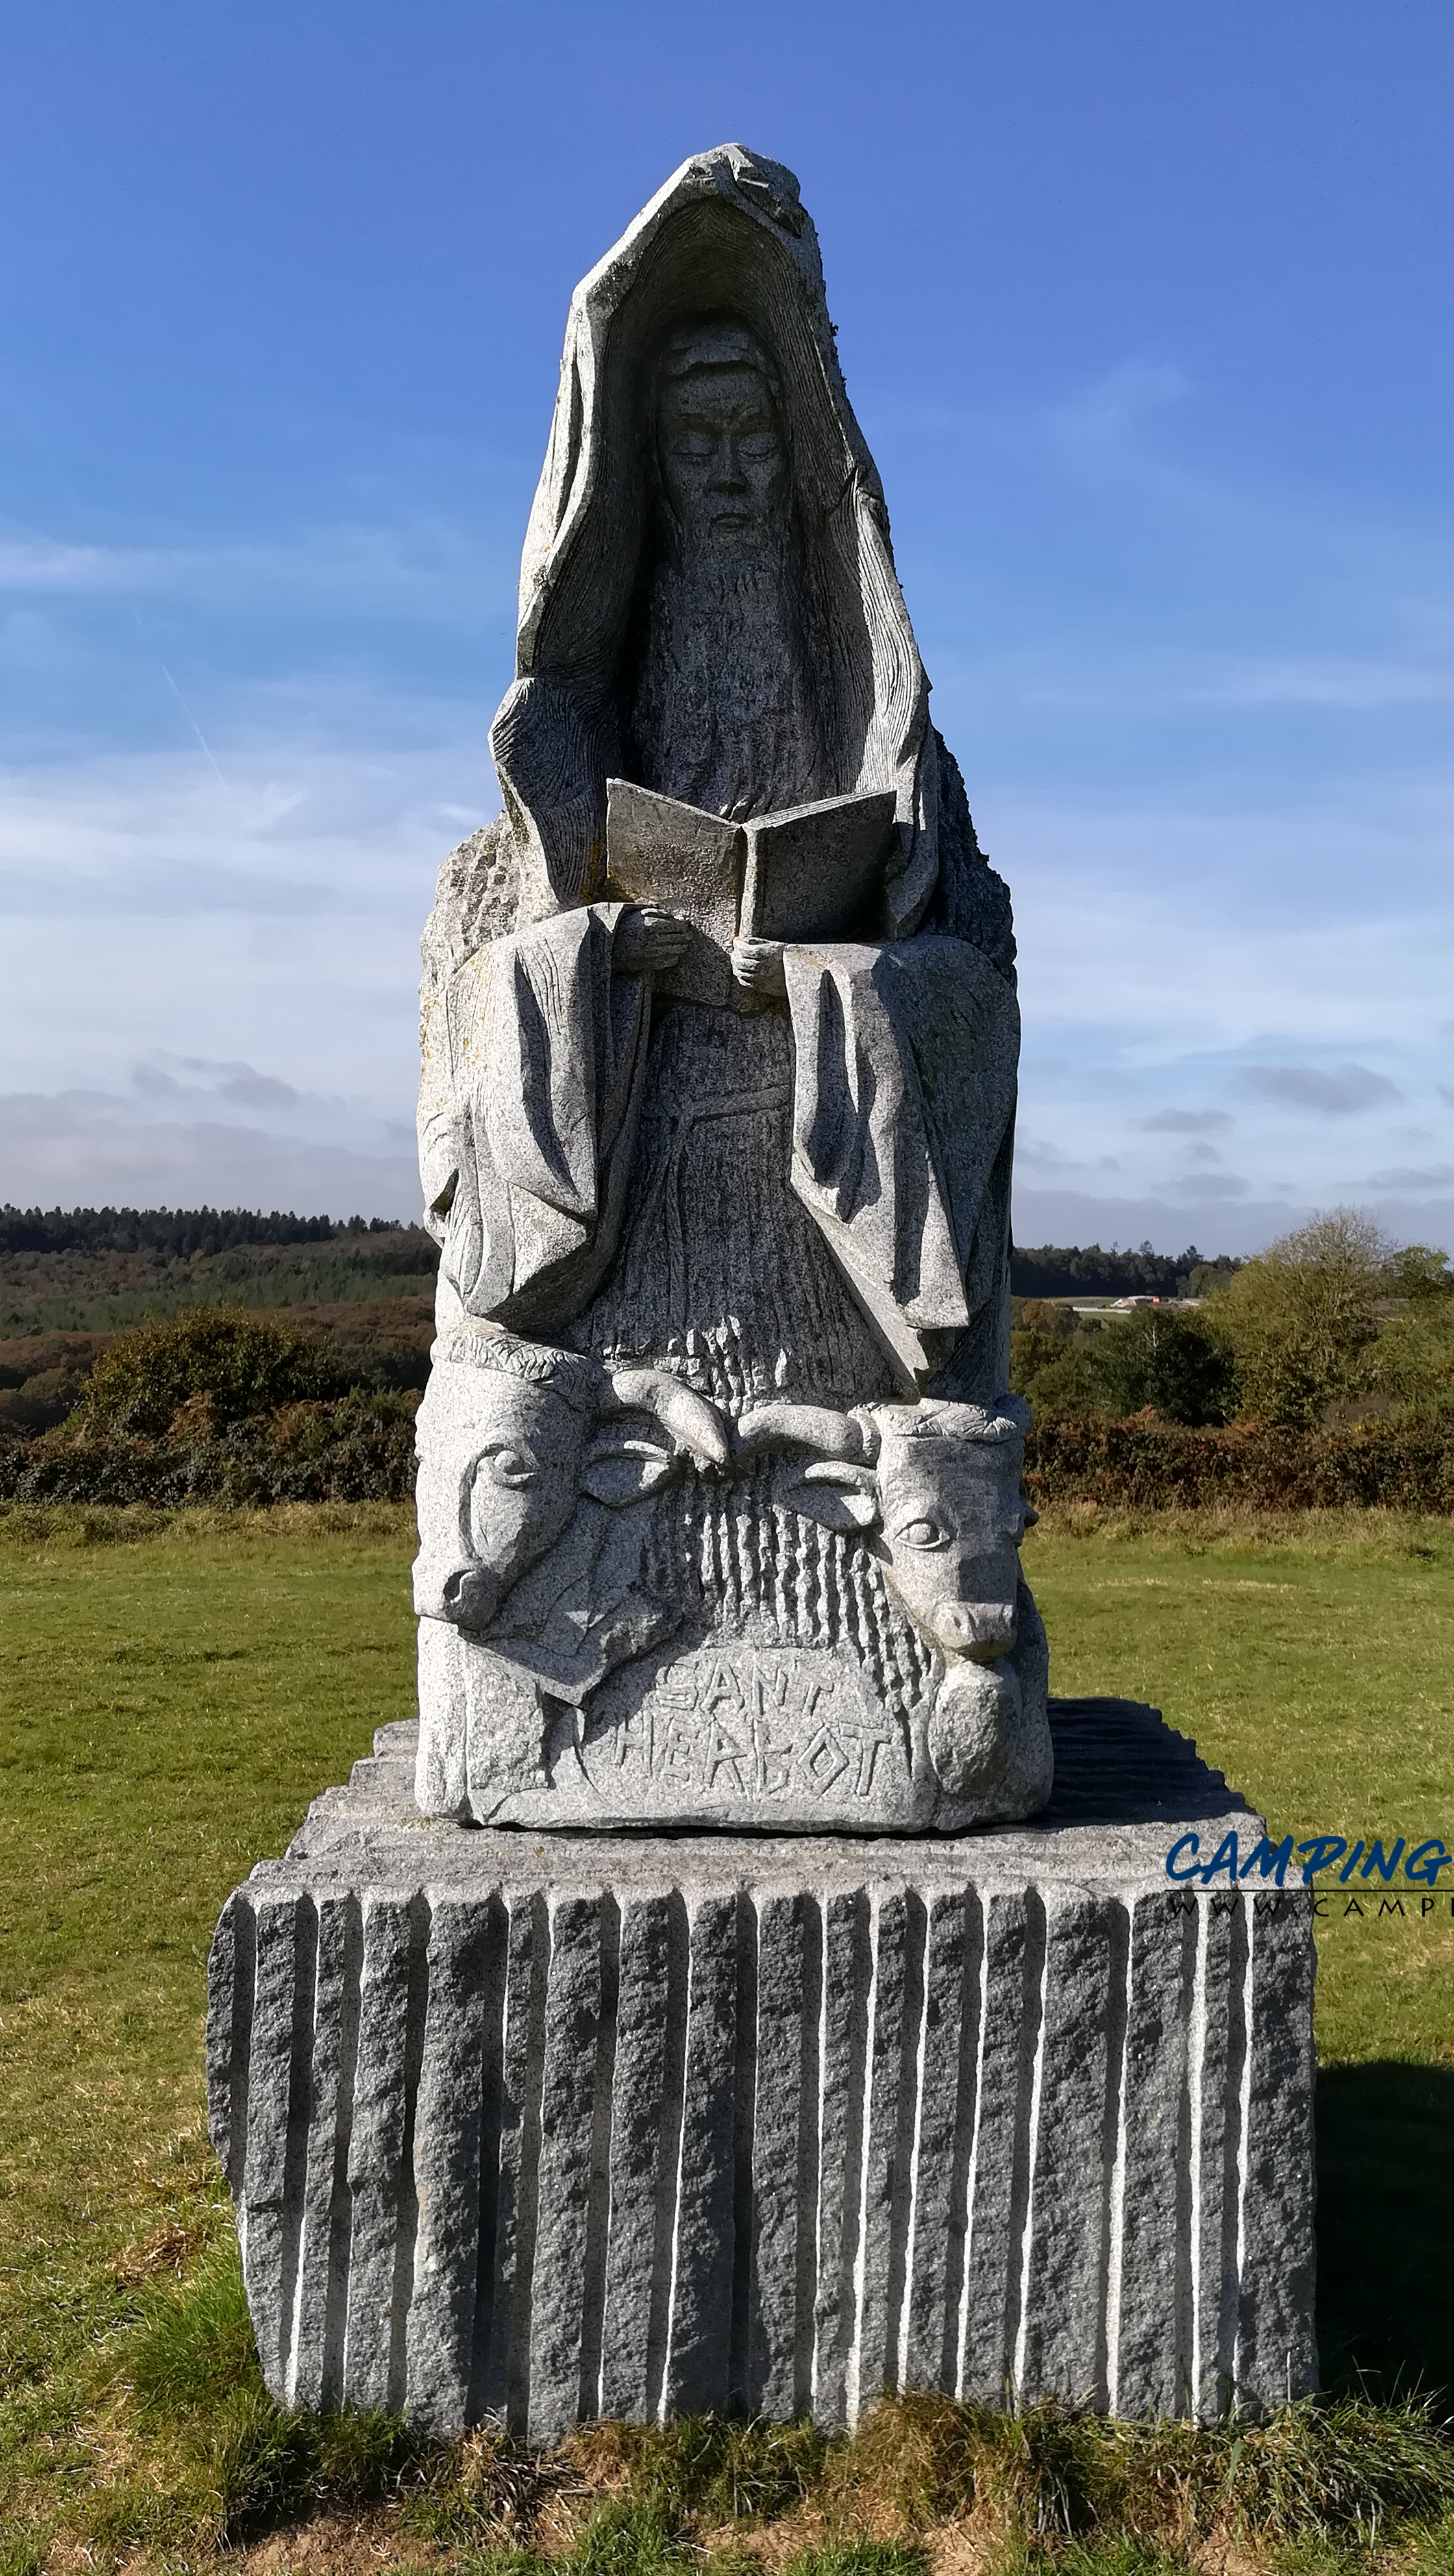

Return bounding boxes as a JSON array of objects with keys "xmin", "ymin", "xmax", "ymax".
[
  {"xmin": 442, "ymin": 1563, "xmax": 502, "ymax": 1631},
  {"xmin": 935, "ymin": 1599, "xmax": 1017, "ymax": 1657}
]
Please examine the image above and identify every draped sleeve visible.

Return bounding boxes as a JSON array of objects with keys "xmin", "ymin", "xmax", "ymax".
[
  {"xmin": 421, "ymin": 904, "xmax": 652, "ymax": 1333},
  {"xmin": 782, "ymin": 935, "xmax": 1018, "ymax": 1391}
]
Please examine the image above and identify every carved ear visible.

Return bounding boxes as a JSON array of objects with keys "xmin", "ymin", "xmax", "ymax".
[
  {"xmin": 775, "ymin": 1457, "xmax": 881, "ymax": 1535},
  {"xmin": 580, "ymin": 1428, "xmax": 682, "ymax": 1506}
]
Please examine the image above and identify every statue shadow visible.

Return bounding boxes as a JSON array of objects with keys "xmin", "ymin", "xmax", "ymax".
[{"xmin": 1316, "ymin": 2061, "xmax": 1454, "ymax": 2403}]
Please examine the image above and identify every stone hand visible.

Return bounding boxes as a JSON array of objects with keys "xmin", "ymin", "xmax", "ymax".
[
  {"xmin": 614, "ymin": 905, "xmax": 691, "ymax": 975},
  {"xmin": 731, "ymin": 936, "xmax": 787, "ymax": 997}
]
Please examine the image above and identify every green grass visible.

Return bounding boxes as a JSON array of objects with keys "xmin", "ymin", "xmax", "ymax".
[{"xmin": 3, "ymin": 1500, "xmax": 1454, "ymax": 2568}]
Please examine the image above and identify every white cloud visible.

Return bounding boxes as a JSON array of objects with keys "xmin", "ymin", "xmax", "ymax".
[
  {"xmin": 0, "ymin": 539, "xmax": 138, "ymax": 592},
  {"xmin": 0, "ymin": 719, "xmax": 497, "ymax": 1115},
  {"xmin": 1000, "ymin": 787, "xmax": 1454, "ymax": 1063},
  {"xmin": 1187, "ymin": 655, "xmax": 1454, "ymax": 710},
  {"xmin": 0, "ymin": 1087, "xmax": 420, "ymax": 1220},
  {"xmin": 1139, "ymin": 1109, "xmax": 1234, "ymax": 1133},
  {"xmin": 1162, "ymin": 1172, "xmax": 1250, "ymax": 1198},
  {"xmin": 1011, "ymin": 1185, "xmax": 1454, "ymax": 1260},
  {"xmin": 1363, "ymin": 1164, "xmax": 1454, "ymax": 1191},
  {"xmin": 1242, "ymin": 1063, "xmax": 1403, "ymax": 1116},
  {"xmin": 0, "ymin": 517, "xmax": 515, "ymax": 621}
]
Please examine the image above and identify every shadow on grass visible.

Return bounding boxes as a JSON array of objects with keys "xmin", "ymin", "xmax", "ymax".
[{"xmin": 1316, "ymin": 2061, "xmax": 1454, "ymax": 2406}]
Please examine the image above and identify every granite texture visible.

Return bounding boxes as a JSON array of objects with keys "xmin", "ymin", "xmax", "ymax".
[
  {"xmin": 411, "ymin": 143, "xmax": 1039, "ymax": 1829},
  {"xmin": 208, "ymin": 1700, "xmax": 1317, "ymax": 2439},
  {"xmin": 412, "ymin": 1372, "xmax": 1052, "ymax": 1834}
]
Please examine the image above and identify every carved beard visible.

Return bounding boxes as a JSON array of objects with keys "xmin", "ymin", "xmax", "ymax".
[{"xmin": 628, "ymin": 541, "xmax": 826, "ymax": 819}]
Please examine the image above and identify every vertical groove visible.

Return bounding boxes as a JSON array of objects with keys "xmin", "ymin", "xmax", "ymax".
[
  {"xmin": 1007, "ymin": 1889, "xmax": 1048, "ymax": 2403},
  {"xmin": 1231, "ymin": 1892, "xmax": 1255, "ymax": 2409},
  {"xmin": 885, "ymin": 1890, "xmax": 928, "ymax": 2391},
  {"xmin": 277, "ymin": 1896, "xmax": 319, "ymax": 2398},
  {"xmin": 941, "ymin": 1891, "xmax": 982, "ymax": 2393},
  {"xmin": 319, "ymin": 1894, "xmax": 364, "ymax": 2408},
  {"xmin": 466, "ymin": 1893, "xmax": 510, "ymax": 2425},
  {"xmin": 793, "ymin": 1892, "xmax": 822, "ymax": 2418},
  {"xmin": 1218, "ymin": 1897, "xmax": 1250, "ymax": 2409},
  {"xmin": 1188, "ymin": 1894, "xmax": 1209, "ymax": 2414},
  {"xmin": 811, "ymin": 1889, "xmax": 869, "ymax": 2428},
  {"xmin": 644, "ymin": 1890, "xmax": 689, "ymax": 2420},
  {"xmin": 1214, "ymin": 1896, "xmax": 1245, "ymax": 2411},
  {"xmin": 226, "ymin": 1896, "xmax": 256, "ymax": 2205},
  {"xmin": 506, "ymin": 1892, "xmax": 551, "ymax": 2436},
  {"xmin": 1172, "ymin": 1896, "xmax": 1199, "ymax": 2416},
  {"xmin": 897, "ymin": 1893, "xmax": 936, "ymax": 2394},
  {"xmin": 728, "ymin": 1891, "xmax": 760, "ymax": 2411},
  {"xmin": 954, "ymin": 1892, "xmax": 993, "ymax": 2399},
  {"xmin": 578, "ymin": 1894, "xmax": 621, "ymax": 2419},
  {"xmin": 1097, "ymin": 1898, "xmax": 1133, "ymax": 2413},
  {"xmin": 837, "ymin": 1891, "xmax": 872, "ymax": 2423},
  {"xmin": 386, "ymin": 1893, "xmax": 431, "ymax": 2414}
]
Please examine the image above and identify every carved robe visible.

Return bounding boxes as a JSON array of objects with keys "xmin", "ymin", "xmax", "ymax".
[{"xmin": 420, "ymin": 896, "xmax": 1019, "ymax": 1406}]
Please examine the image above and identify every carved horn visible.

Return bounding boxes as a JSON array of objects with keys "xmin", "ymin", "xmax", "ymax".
[
  {"xmin": 602, "ymin": 1365, "xmax": 730, "ymax": 1468},
  {"xmin": 733, "ymin": 1402, "xmax": 878, "ymax": 1463}
]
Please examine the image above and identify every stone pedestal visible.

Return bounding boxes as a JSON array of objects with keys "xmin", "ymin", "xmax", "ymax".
[{"xmin": 207, "ymin": 1700, "xmax": 1316, "ymax": 2442}]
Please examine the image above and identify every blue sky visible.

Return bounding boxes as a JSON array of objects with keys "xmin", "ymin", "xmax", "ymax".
[{"xmin": 2, "ymin": 0, "xmax": 1451, "ymax": 1252}]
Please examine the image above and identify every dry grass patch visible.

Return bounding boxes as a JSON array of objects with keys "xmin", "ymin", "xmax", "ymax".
[{"xmin": 1028, "ymin": 1502, "xmax": 1453, "ymax": 1560}]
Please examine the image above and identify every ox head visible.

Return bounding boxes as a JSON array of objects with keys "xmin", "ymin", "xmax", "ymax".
[
  {"xmin": 736, "ymin": 1395, "xmax": 1035, "ymax": 1662},
  {"xmin": 414, "ymin": 1328, "xmax": 728, "ymax": 1631}
]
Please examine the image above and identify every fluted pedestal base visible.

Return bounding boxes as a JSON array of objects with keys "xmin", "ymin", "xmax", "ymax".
[{"xmin": 206, "ymin": 1701, "xmax": 1315, "ymax": 2442}]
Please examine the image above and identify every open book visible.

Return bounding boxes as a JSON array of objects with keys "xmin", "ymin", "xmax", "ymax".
[{"xmin": 604, "ymin": 780, "xmax": 898, "ymax": 1005}]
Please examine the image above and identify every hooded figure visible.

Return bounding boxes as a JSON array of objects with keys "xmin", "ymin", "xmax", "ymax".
[{"xmin": 419, "ymin": 142, "xmax": 1020, "ymax": 1407}]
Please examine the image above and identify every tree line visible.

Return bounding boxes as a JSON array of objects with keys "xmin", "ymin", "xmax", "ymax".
[
  {"xmin": 1009, "ymin": 1242, "xmax": 1240, "ymax": 1300},
  {"xmin": 0, "ymin": 1205, "xmax": 425, "ymax": 1258}
]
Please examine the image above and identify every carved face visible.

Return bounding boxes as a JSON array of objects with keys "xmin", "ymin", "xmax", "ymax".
[
  {"xmin": 874, "ymin": 1433, "xmax": 1028, "ymax": 1661},
  {"xmin": 414, "ymin": 1373, "xmax": 587, "ymax": 1631},
  {"xmin": 414, "ymin": 1355, "xmax": 721, "ymax": 1637},
  {"xmin": 656, "ymin": 360, "xmax": 788, "ymax": 558},
  {"xmin": 456, "ymin": 1379, "xmax": 587, "ymax": 1624},
  {"xmin": 761, "ymin": 1409, "xmax": 1031, "ymax": 1665}
]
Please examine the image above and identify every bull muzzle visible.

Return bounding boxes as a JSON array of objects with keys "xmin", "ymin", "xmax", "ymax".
[
  {"xmin": 416, "ymin": 1561, "xmax": 507, "ymax": 1631},
  {"xmin": 921, "ymin": 1598, "xmax": 1018, "ymax": 1659}
]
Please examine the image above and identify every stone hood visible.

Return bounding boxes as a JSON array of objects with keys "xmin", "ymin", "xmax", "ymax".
[{"xmin": 490, "ymin": 142, "xmax": 938, "ymax": 932}]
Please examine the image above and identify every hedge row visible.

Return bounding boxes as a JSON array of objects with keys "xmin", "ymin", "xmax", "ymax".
[
  {"xmin": 1023, "ymin": 1417, "xmax": 1454, "ymax": 1513},
  {"xmin": 0, "ymin": 1393, "xmax": 419, "ymax": 1507},
  {"xmin": 4, "ymin": 1405, "xmax": 1452, "ymax": 1514}
]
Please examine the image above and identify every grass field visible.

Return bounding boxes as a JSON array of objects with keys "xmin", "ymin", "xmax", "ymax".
[{"xmin": 3, "ymin": 1501, "xmax": 1454, "ymax": 2573}]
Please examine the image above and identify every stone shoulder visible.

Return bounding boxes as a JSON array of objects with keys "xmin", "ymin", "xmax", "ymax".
[
  {"xmin": 419, "ymin": 813, "xmax": 521, "ymax": 1009},
  {"xmin": 924, "ymin": 733, "xmax": 1017, "ymax": 982}
]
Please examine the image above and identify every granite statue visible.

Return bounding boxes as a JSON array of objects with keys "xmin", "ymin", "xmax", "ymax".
[
  {"xmin": 209, "ymin": 147, "xmax": 1317, "ymax": 2442},
  {"xmin": 415, "ymin": 142, "xmax": 1042, "ymax": 1830}
]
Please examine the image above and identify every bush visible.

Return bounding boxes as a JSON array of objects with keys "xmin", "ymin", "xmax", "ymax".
[
  {"xmin": 1024, "ymin": 1417, "xmax": 1454, "ymax": 1513},
  {"xmin": 1207, "ymin": 1209, "xmax": 1390, "ymax": 1428},
  {"xmin": 0, "ymin": 1364, "xmax": 90, "ymax": 1433},
  {"xmin": 1012, "ymin": 1308, "xmax": 1234, "ymax": 1428},
  {"xmin": 79, "ymin": 1309, "xmax": 337, "ymax": 1437},
  {"xmin": 0, "ymin": 1390, "xmax": 418, "ymax": 1506}
]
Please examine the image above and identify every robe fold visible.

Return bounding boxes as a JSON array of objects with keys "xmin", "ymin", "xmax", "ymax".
[{"xmin": 421, "ymin": 903, "xmax": 1017, "ymax": 1400}]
